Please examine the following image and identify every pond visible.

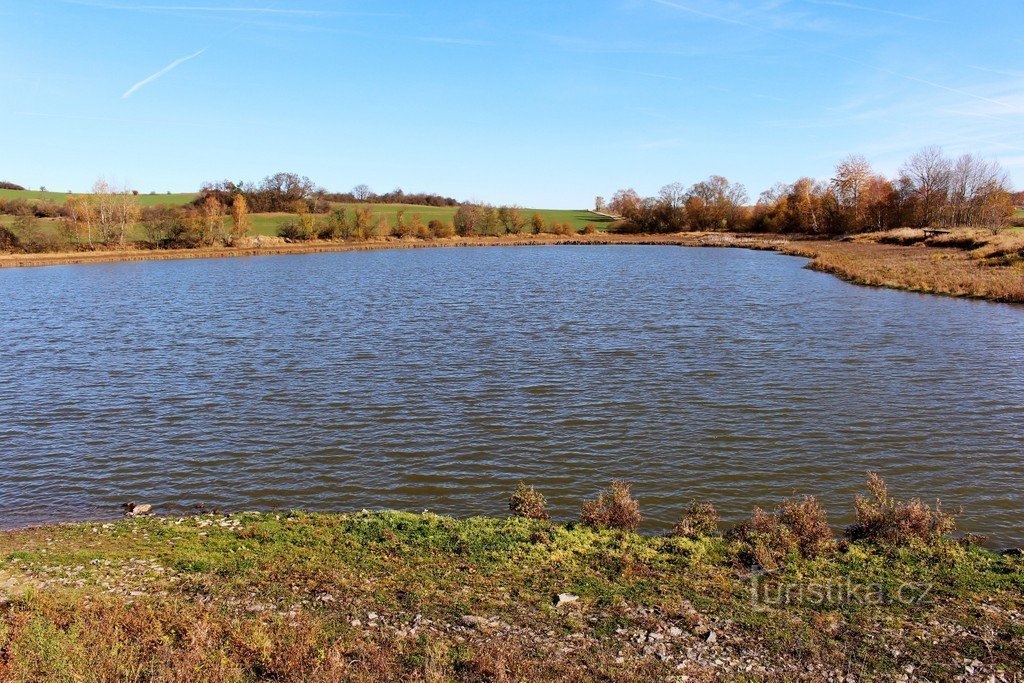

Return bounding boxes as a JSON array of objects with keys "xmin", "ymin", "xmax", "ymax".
[{"xmin": 1, "ymin": 246, "xmax": 1022, "ymax": 544}]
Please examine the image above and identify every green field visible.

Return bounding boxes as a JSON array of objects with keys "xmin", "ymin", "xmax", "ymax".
[
  {"xmin": 1, "ymin": 189, "xmax": 615, "ymax": 243},
  {"xmin": 0, "ymin": 188, "xmax": 197, "ymax": 207}
]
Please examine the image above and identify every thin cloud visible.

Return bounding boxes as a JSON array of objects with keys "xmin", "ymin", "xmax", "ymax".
[
  {"xmin": 415, "ymin": 36, "xmax": 494, "ymax": 47},
  {"xmin": 650, "ymin": 0, "xmax": 750, "ymax": 27},
  {"xmin": 62, "ymin": 1, "xmax": 400, "ymax": 17},
  {"xmin": 122, "ymin": 48, "xmax": 205, "ymax": 99},
  {"xmin": 803, "ymin": 0, "xmax": 948, "ymax": 24},
  {"xmin": 650, "ymin": 0, "xmax": 1015, "ymax": 111}
]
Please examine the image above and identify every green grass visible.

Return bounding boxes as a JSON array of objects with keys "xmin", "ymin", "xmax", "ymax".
[
  {"xmin": 0, "ymin": 511, "xmax": 1021, "ymax": 681},
  {"xmin": 256, "ymin": 204, "xmax": 615, "ymax": 236},
  {"xmin": 1, "ymin": 190, "xmax": 615, "ymax": 242},
  {"xmin": 0, "ymin": 188, "xmax": 197, "ymax": 207}
]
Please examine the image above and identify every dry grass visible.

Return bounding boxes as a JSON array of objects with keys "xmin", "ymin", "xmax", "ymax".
[{"xmin": 783, "ymin": 230, "xmax": 1024, "ymax": 303}]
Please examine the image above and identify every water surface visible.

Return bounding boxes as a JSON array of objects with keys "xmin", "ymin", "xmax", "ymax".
[{"xmin": 1, "ymin": 246, "xmax": 1022, "ymax": 543}]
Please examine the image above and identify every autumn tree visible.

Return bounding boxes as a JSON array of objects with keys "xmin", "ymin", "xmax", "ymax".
[
  {"xmin": 62, "ymin": 195, "xmax": 95, "ymax": 248},
  {"xmin": 201, "ymin": 196, "xmax": 225, "ymax": 244},
  {"xmin": 530, "ymin": 212, "xmax": 545, "ymax": 234},
  {"xmin": 831, "ymin": 155, "xmax": 874, "ymax": 232},
  {"xmin": 608, "ymin": 188, "xmax": 641, "ymax": 218},
  {"xmin": 229, "ymin": 193, "xmax": 251, "ymax": 242},
  {"xmin": 454, "ymin": 204, "xmax": 482, "ymax": 236},
  {"xmin": 899, "ymin": 146, "xmax": 952, "ymax": 227},
  {"xmin": 656, "ymin": 182, "xmax": 688, "ymax": 231},
  {"xmin": 497, "ymin": 206, "xmax": 527, "ymax": 234},
  {"xmin": 684, "ymin": 176, "xmax": 748, "ymax": 231},
  {"xmin": 352, "ymin": 206, "xmax": 375, "ymax": 240}
]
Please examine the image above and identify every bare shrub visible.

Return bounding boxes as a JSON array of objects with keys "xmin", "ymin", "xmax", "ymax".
[
  {"xmin": 728, "ymin": 507, "xmax": 796, "ymax": 570},
  {"xmin": 845, "ymin": 473, "xmax": 956, "ymax": 546},
  {"xmin": 729, "ymin": 496, "xmax": 834, "ymax": 569},
  {"xmin": 672, "ymin": 501, "xmax": 719, "ymax": 538},
  {"xmin": 580, "ymin": 224, "xmax": 597, "ymax": 235},
  {"xmin": 777, "ymin": 495, "xmax": 835, "ymax": 557},
  {"xmin": 429, "ymin": 219, "xmax": 455, "ymax": 238},
  {"xmin": 581, "ymin": 481, "xmax": 641, "ymax": 532},
  {"xmin": 509, "ymin": 482, "xmax": 549, "ymax": 520}
]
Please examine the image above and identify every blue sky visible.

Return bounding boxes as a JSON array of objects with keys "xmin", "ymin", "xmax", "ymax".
[{"xmin": 2, "ymin": 0, "xmax": 1022, "ymax": 208}]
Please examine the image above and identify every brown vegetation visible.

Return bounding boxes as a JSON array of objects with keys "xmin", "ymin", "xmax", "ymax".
[
  {"xmin": 846, "ymin": 473, "xmax": 957, "ymax": 546},
  {"xmin": 508, "ymin": 482, "xmax": 550, "ymax": 520},
  {"xmin": 581, "ymin": 480, "xmax": 642, "ymax": 531},
  {"xmin": 729, "ymin": 496, "xmax": 834, "ymax": 570},
  {"xmin": 783, "ymin": 231, "xmax": 1024, "ymax": 303},
  {"xmin": 609, "ymin": 147, "xmax": 1015, "ymax": 235},
  {"xmin": 671, "ymin": 500, "xmax": 719, "ymax": 538}
]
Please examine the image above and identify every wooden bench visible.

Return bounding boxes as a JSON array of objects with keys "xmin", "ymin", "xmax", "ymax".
[{"xmin": 922, "ymin": 228, "xmax": 951, "ymax": 237}]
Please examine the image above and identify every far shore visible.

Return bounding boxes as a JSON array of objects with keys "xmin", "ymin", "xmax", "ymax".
[{"xmin": 2, "ymin": 230, "xmax": 1022, "ymax": 305}]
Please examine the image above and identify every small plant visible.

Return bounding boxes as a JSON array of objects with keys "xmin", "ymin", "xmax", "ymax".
[
  {"xmin": 672, "ymin": 501, "xmax": 719, "ymax": 538},
  {"xmin": 509, "ymin": 482, "xmax": 549, "ymax": 520},
  {"xmin": 777, "ymin": 495, "xmax": 835, "ymax": 557},
  {"xmin": 845, "ymin": 473, "xmax": 956, "ymax": 546},
  {"xmin": 729, "ymin": 506, "xmax": 796, "ymax": 570},
  {"xmin": 580, "ymin": 224, "xmax": 597, "ymax": 235},
  {"xmin": 729, "ymin": 495, "xmax": 834, "ymax": 569},
  {"xmin": 581, "ymin": 481, "xmax": 641, "ymax": 532}
]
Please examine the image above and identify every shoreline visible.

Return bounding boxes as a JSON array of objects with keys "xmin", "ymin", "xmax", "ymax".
[
  {"xmin": 2, "ymin": 509, "xmax": 1021, "ymax": 680},
  {"xmin": 2, "ymin": 231, "xmax": 1022, "ymax": 305},
  {"xmin": 0, "ymin": 232, "xmax": 766, "ymax": 270}
]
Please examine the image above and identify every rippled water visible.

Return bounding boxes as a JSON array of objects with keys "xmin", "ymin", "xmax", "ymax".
[{"xmin": 1, "ymin": 246, "xmax": 1022, "ymax": 543}]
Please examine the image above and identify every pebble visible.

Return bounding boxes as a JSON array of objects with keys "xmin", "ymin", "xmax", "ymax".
[{"xmin": 553, "ymin": 593, "xmax": 579, "ymax": 607}]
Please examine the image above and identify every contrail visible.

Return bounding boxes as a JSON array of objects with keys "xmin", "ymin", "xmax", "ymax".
[
  {"xmin": 803, "ymin": 0, "xmax": 948, "ymax": 25},
  {"xmin": 121, "ymin": 48, "xmax": 205, "ymax": 98}
]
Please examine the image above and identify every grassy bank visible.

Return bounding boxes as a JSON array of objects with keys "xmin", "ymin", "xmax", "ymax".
[
  {"xmin": 782, "ymin": 228, "xmax": 1024, "ymax": 304},
  {"xmin": 1, "ymin": 509, "xmax": 1021, "ymax": 681}
]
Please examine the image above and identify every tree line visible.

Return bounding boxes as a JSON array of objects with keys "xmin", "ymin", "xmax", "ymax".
[
  {"xmin": 277, "ymin": 203, "xmax": 596, "ymax": 242},
  {"xmin": 608, "ymin": 147, "xmax": 1017, "ymax": 235},
  {"xmin": 194, "ymin": 173, "xmax": 461, "ymax": 214}
]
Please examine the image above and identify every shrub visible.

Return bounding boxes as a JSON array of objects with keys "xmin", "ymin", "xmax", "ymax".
[
  {"xmin": 318, "ymin": 208, "xmax": 350, "ymax": 240},
  {"xmin": 530, "ymin": 213, "xmax": 545, "ymax": 234},
  {"xmin": 0, "ymin": 225, "xmax": 21, "ymax": 252},
  {"xmin": 581, "ymin": 481, "xmax": 641, "ymax": 532},
  {"xmin": 729, "ymin": 495, "xmax": 834, "ymax": 569},
  {"xmin": 672, "ymin": 501, "xmax": 719, "ymax": 538},
  {"xmin": 729, "ymin": 507, "xmax": 796, "ymax": 570},
  {"xmin": 845, "ymin": 473, "xmax": 956, "ymax": 546},
  {"xmin": 551, "ymin": 222, "xmax": 576, "ymax": 236},
  {"xmin": 509, "ymin": 482, "xmax": 549, "ymax": 520},
  {"xmin": 14, "ymin": 215, "xmax": 70, "ymax": 253},
  {"xmin": 777, "ymin": 496, "xmax": 835, "ymax": 557},
  {"xmin": 580, "ymin": 224, "xmax": 597, "ymax": 235},
  {"xmin": 278, "ymin": 218, "xmax": 316, "ymax": 241},
  {"xmin": 428, "ymin": 219, "xmax": 454, "ymax": 238}
]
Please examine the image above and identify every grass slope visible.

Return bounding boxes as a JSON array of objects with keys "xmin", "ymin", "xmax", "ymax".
[
  {"xmin": 1, "ymin": 511, "xmax": 1021, "ymax": 681},
  {"xmin": 0, "ymin": 189, "xmax": 197, "ymax": 207}
]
